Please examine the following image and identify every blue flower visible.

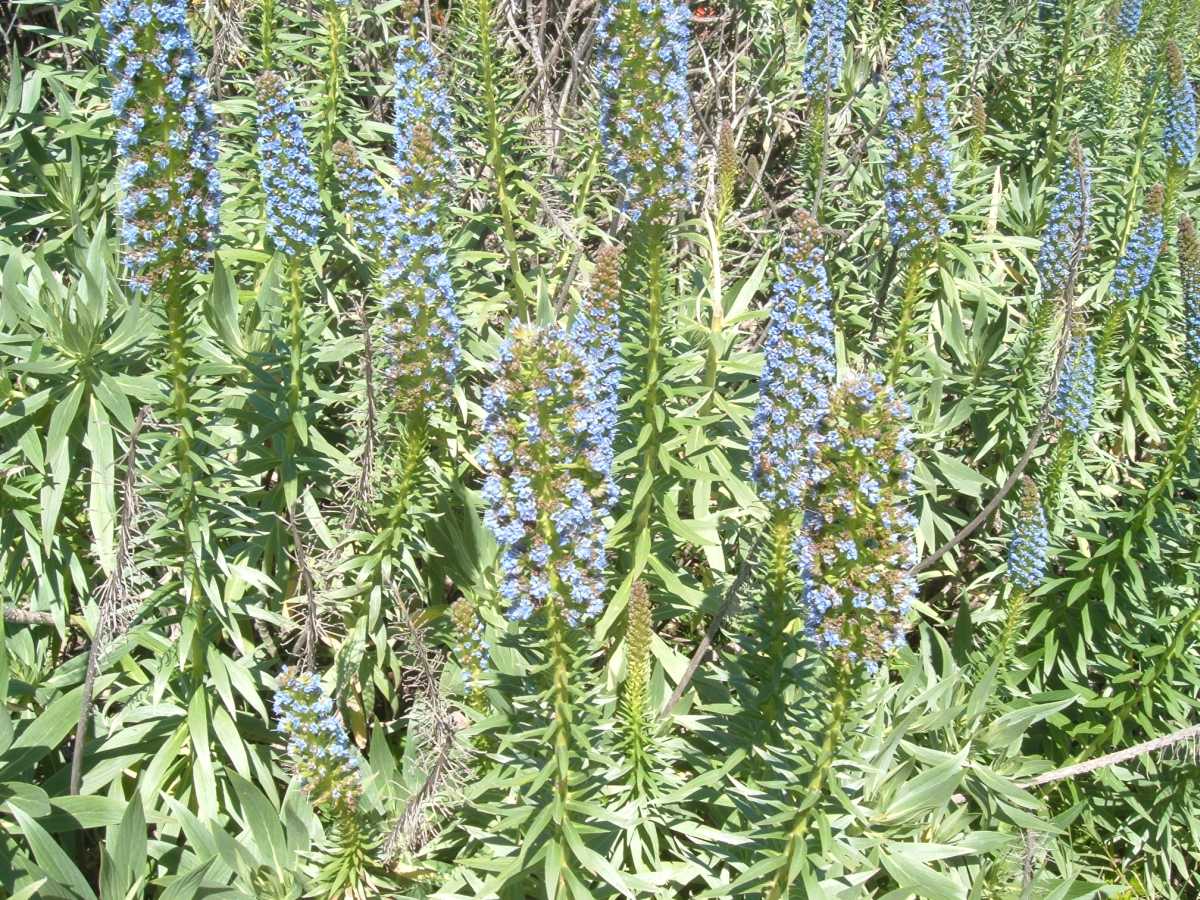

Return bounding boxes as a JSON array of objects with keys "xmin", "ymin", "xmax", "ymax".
[
  {"xmin": 451, "ymin": 599, "xmax": 491, "ymax": 691},
  {"xmin": 750, "ymin": 211, "xmax": 837, "ymax": 512},
  {"xmin": 802, "ymin": 0, "xmax": 850, "ymax": 96},
  {"xmin": 334, "ymin": 140, "xmax": 400, "ymax": 262},
  {"xmin": 1008, "ymin": 477, "xmax": 1049, "ymax": 591},
  {"xmin": 883, "ymin": 0, "xmax": 954, "ymax": 257},
  {"xmin": 793, "ymin": 373, "xmax": 918, "ymax": 674},
  {"xmin": 102, "ymin": 0, "xmax": 221, "ymax": 294},
  {"xmin": 377, "ymin": 29, "xmax": 461, "ymax": 418},
  {"xmin": 944, "ymin": 0, "xmax": 974, "ymax": 64},
  {"xmin": 1163, "ymin": 41, "xmax": 1197, "ymax": 170},
  {"xmin": 595, "ymin": 0, "xmax": 696, "ymax": 226},
  {"xmin": 570, "ymin": 245, "xmax": 622, "ymax": 477},
  {"xmin": 394, "ymin": 25, "xmax": 456, "ymax": 206},
  {"xmin": 1115, "ymin": 0, "xmax": 1141, "ymax": 41},
  {"xmin": 272, "ymin": 668, "xmax": 362, "ymax": 812},
  {"xmin": 1036, "ymin": 137, "xmax": 1090, "ymax": 298},
  {"xmin": 256, "ymin": 72, "xmax": 321, "ymax": 254},
  {"xmin": 478, "ymin": 325, "xmax": 616, "ymax": 626},
  {"xmin": 1054, "ymin": 332, "xmax": 1096, "ymax": 438},
  {"xmin": 1110, "ymin": 183, "xmax": 1164, "ymax": 305}
]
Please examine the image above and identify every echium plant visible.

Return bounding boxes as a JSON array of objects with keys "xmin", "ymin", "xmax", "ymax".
[
  {"xmin": 882, "ymin": 0, "xmax": 953, "ymax": 375},
  {"xmin": 1044, "ymin": 329, "xmax": 1096, "ymax": 517},
  {"xmin": 1007, "ymin": 477, "xmax": 1050, "ymax": 593},
  {"xmin": 595, "ymin": 0, "xmax": 696, "ymax": 227},
  {"xmin": 794, "ymin": 373, "xmax": 919, "ymax": 673},
  {"xmin": 101, "ymin": 0, "xmax": 220, "ymax": 634},
  {"xmin": 1098, "ymin": 183, "xmax": 1164, "ymax": 370},
  {"xmin": 1054, "ymin": 331, "xmax": 1097, "ymax": 440},
  {"xmin": 943, "ymin": 0, "xmax": 974, "ymax": 67},
  {"xmin": 767, "ymin": 371, "xmax": 918, "ymax": 898},
  {"xmin": 1180, "ymin": 215, "xmax": 1200, "ymax": 370},
  {"xmin": 1036, "ymin": 136, "xmax": 1091, "ymax": 301},
  {"xmin": 450, "ymin": 599, "xmax": 490, "ymax": 699},
  {"xmin": 255, "ymin": 70, "xmax": 321, "ymax": 509},
  {"xmin": 748, "ymin": 209, "xmax": 836, "ymax": 731},
  {"xmin": 749, "ymin": 210, "xmax": 836, "ymax": 515},
  {"xmin": 802, "ymin": 0, "xmax": 849, "ymax": 96},
  {"xmin": 1114, "ymin": 0, "xmax": 1142, "ymax": 41},
  {"xmin": 256, "ymin": 72, "xmax": 322, "ymax": 256},
  {"xmin": 334, "ymin": 140, "xmax": 398, "ymax": 261},
  {"xmin": 570, "ymin": 245, "xmax": 623, "ymax": 458},
  {"xmin": 273, "ymin": 669, "xmax": 363, "ymax": 813},
  {"xmin": 1162, "ymin": 41, "xmax": 1196, "ymax": 201},
  {"xmin": 383, "ymin": 25, "xmax": 460, "ymax": 422},
  {"xmin": 101, "ymin": 0, "xmax": 222, "ymax": 295},
  {"xmin": 882, "ymin": 0, "xmax": 953, "ymax": 261},
  {"xmin": 479, "ymin": 324, "xmax": 615, "ymax": 625},
  {"xmin": 477, "ymin": 324, "xmax": 615, "ymax": 879},
  {"xmin": 994, "ymin": 477, "xmax": 1049, "ymax": 672}
]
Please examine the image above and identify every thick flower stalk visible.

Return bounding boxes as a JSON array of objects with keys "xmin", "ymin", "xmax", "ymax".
[
  {"xmin": 381, "ymin": 32, "xmax": 461, "ymax": 420},
  {"xmin": 1007, "ymin": 476, "xmax": 1050, "ymax": 592},
  {"xmin": 570, "ymin": 245, "xmax": 622, "ymax": 462},
  {"xmin": 450, "ymin": 599, "xmax": 490, "ymax": 694},
  {"xmin": 595, "ymin": 0, "xmax": 696, "ymax": 226},
  {"xmin": 394, "ymin": 26, "xmax": 456, "ymax": 207},
  {"xmin": 1036, "ymin": 136, "xmax": 1091, "ymax": 300},
  {"xmin": 256, "ymin": 71, "xmax": 321, "ymax": 255},
  {"xmin": 1114, "ymin": 0, "xmax": 1142, "ymax": 41},
  {"xmin": 102, "ymin": 0, "xmax": 221, "ymax": 294},
  {"xmin": 333, "ymin": 140, "xmax": 399, "ymax": 263},
  {"xmin": 802, "ymin": 0, "xmax": 849, "ymax": 96},
  {"xmin": 1054, "ymin": 332, "xmax": 1097, "ymax": 438},
  {"xmin": 1180, "ymin": 215, "xmax": 1200, "ymax": 370},
  {"xmin": 273, "ymin": 669, "xmax": 363, "ymax": 815},
  {"xmin": 716, "ymin": 120, "xmax": 737, "ymax": 230},
  {"xmin": 795, "ymin": 373, "xmax": 919, "ymax": 674},
  {"xmin": 479, "ymin": 324, "xmax": 616, "ymax": 626},
  {"xmin": 882, "ymin": 0, "xmax": 953, "ymax": 259},
  {"xmin": 944, "ymin": 0, "xmax": 974, "ymax": 67},
  {"xmin": 750, "ymin": 210, "xmax": 837, "ymax": 514},
  {"xmin": 1162, "ymin": 41, "xmax": 1196, "ymax": 184}
]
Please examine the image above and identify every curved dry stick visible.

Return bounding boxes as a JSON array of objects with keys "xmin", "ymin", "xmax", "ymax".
[{"xmin": 660, "ymin": 534, "xmax": 761, "ymax": 718}]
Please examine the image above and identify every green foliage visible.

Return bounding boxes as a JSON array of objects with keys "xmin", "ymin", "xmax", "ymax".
[{"xmin": 3, "ymin": 0, "xmax": 1200, "ymax": 897}]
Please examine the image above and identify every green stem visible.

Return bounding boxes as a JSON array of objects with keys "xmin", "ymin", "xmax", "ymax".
[
  {"xmin": 260, "ymin": 0, "xmax": 276, "ymax": 69},
  {"xmin": 546, "ymin": 604, "xmax": 575, "ymax": 892},
  {"xmin": 321, "ymin": 1, "xmax": 344, "ymax": 189},
  {"xmin": 629, "ymin": 234, "xmax": 666, "ymax": 569},
  {"xmin": 284, "ymin": 263, "xmax": 305, "ymax": 502},
  {"xmin": 887, "ymin": 251, "xmax": 927, "ymax": 383},
  {"xmin": 757, "ymin": 513, "xmax": 795, "ymax": 740},
  {"xmin": 476, "ymin": 0, "xmax": 526, "ymax": 320},
  {"xmin": 767, "ymin": 662, "xmax": 853, "ymax": 899},
  {"xmin": 992, "ymin": 587, "xmax": 1029, "ymax": 682},
  {"xmin": 386, "ymin": 412, "xmax": 429, "ymax": 536},
  {"xmin": 1044, "ymin": 0, "xmax": 1077, "ymax": 163},
  {"xmin": 1042, "ymin": 432, "xmax": 1075, "ymax": 524},
  {"xmin": 166, "ymin": 278, "xmax": 206, "ymax": 684},
  {"xmin": 1009, "ymin": 295, "xmax": 1058, "ymax": 428}
]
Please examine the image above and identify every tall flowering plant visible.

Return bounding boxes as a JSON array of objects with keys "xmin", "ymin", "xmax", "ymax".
[
  {"xmin": 767, "ymin": 371, "xmax": 918, "ymax": 898},
  {"xmin": 102, "ymin": 0, "xmax": 221, "ymax": 673},
  {"xmin": 748, "ymin": 209, "xmax": 837, "ymax": 731},
  {"xmin": 882, "ymin": 0, "xmax": 953, "ymax": 377},
  {"xmin": 1163, "ymin": 41, "xmax": 1197, "ymax": 210},
  {"xmin": 102, "ymin": 0, "xmax": 222, "ymax": 296},
  {"xmin": 385, "ymin": 26, "xmax": 460, "ymax": 423},
  {"xmin": 595, "ymin": 0, "xmax": 696, "ymax": 229}
]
